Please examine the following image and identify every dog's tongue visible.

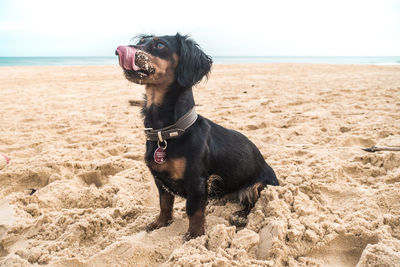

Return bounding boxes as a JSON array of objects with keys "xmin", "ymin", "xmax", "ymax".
[{"xmin": 116, "ymin": 46, "xmax": 140, "ymax": 71}]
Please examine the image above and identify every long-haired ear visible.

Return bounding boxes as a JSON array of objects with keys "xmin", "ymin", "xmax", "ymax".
[{"xmin": 175, "ymin": 33, "xmax": 213, "ymax": 88}]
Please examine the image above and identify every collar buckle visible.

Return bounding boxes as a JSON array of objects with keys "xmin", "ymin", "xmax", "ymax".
[{"xmin": 143, "ymin": 108, "xmax": 198, "ymax": 142}]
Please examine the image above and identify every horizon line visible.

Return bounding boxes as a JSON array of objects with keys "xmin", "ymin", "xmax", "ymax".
[{"xmin": 1, "ymin": 55, "xmax": 400, "ymax": 58}]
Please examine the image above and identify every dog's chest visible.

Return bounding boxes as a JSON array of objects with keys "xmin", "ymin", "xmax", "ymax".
[
  {"xmin": 146, "ymin": 157, "xmax": 188, "ymax": 197},
  {"xmin": 146, "ymin": 157, "xmax": 186, "ymax": 180}
]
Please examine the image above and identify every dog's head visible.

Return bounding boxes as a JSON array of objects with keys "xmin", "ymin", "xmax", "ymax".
[{"xmin": 116, "ymin": 33, "xmax": 212, "ymax": 88}]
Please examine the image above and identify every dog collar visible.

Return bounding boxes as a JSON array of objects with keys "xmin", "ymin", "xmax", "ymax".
[{"xmin": 144, "ymin": 108, "xmax": 198, "ymax": 142}]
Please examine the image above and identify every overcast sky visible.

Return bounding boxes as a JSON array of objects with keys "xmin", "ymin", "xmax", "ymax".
[{"xmin": 0, "ymin": 0, "xmax": 399, "ymax": 57}]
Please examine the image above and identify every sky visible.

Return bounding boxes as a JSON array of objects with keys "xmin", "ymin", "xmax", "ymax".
[{"xmin": 0, "ymin": 0, "xmax": 399, "ymax": 57}]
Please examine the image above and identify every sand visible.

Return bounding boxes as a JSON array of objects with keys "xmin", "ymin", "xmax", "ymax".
[{"xmin": 0, "ymin": 64, "xmax": 399, "ymax": 266}]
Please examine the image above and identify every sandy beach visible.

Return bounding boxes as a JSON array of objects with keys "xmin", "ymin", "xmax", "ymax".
[{"xmin": 0, "ymin": 64, "xmax": 400, "ymax": 266}]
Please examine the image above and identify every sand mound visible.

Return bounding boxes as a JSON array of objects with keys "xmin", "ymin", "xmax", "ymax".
[{"xmin": 1, "ymin": 64, "xmax": 400, "ymax": 266}]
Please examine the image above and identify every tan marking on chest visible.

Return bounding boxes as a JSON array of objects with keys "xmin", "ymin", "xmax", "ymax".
[
  {"xmin": 150, "ymin": 158, "xmax": 186, "ymax": 180},
  {"xmin": 144, "ymin": 53, "xmax": 179, "ymax": 108},
  {"xmin": 145, "ymin": 86, "xmax": 166, "ymax": 107}
]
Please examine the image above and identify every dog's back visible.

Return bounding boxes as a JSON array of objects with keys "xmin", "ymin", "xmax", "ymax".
[{"xmin": 203, "ymin": 117, "xmax": 278, "ymax": 199}]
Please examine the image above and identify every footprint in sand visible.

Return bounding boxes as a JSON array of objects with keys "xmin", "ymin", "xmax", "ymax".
[
  {"xmin": 342, "ymin": 137, "xmax": 375, "ymax": 147},
  {"xmin": 308, "ymin": 234, "xmax": 380, "ymax": 267}
]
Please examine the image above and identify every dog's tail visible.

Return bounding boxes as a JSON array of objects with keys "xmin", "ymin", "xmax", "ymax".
[
  {"xmin": 238, "ymin": 182, "xmax": 265, "ymax": 209},
  {"xmin": 238, "ymin": 165, "xmax": 278, "ymax": 209}
]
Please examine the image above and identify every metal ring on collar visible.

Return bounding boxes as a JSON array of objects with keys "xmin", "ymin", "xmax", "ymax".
[{"xmin": 157, "ymin": 140, "xmax": 167, "ymax": 149}]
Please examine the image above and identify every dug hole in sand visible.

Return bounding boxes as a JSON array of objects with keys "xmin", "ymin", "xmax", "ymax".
[{"xmin": 0, "ymin": 64, "xmax": 400, "ymax": 266}]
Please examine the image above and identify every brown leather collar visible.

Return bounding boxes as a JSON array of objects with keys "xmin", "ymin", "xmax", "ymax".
[{"xmin": 144, "ymin": 108, "xmax": 198, "ymax": 142}]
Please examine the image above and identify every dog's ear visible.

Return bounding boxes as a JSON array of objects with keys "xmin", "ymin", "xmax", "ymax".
[{"xmin": 175, "ymin": 34, "xmax": 213, "ymax": 88}]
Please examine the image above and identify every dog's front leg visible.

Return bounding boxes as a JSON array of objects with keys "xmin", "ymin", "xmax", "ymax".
[
  {"xmin": 146, "ymin": 179, "xmax": 175, "ymax": 232},
  {"xmin": 184, "ymin": 178, "xmax": 207, "ymax": 240}
]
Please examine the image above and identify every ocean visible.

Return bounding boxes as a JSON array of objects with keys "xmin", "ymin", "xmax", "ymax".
[{"xmin": 0, "ymin": 56, "xmax": 399, "ymax": 66}]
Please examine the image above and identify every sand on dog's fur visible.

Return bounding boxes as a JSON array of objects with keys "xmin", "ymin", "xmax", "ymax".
[{"xmin": 0, "ymin": 64, "xmax": 400, "ymax": 266}]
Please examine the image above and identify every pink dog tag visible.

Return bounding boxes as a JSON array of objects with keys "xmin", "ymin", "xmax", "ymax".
[{"xmin": 154, "ymin": 147, "xmax": 167, "ymax": 164}]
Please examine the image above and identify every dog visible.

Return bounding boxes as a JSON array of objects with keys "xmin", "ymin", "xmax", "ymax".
[{"xmin": 116, "ymin": 33, "xmax": 278, "ymax": 240}]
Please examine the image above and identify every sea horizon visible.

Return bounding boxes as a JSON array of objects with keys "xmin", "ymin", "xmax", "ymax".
[{"xmin": 0, "ymin": 56, "xmax": 399, "ymax": 66}]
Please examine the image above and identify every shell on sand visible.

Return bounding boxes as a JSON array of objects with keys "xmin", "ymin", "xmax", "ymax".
[{"xmin": 0, "ymin": 155, "xmax": 10, "ymax": 170}]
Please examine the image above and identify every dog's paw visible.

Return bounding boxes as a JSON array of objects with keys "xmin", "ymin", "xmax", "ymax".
[
  {"xmin": 183, "ymin": 232, "xmax": 193, "ymax": 241},
  {"xmin": 229, "ymin": 210, "xmax": 249, "ymax": 228},
  {"xmin": 145, "ymin": 218, "xmax": 172, "ymax": 232},
  {"xmin": 183, "ymin": 230, "xmax": 204, "ymax": 241}
]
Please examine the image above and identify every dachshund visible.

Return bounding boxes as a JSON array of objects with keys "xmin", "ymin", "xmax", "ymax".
[{"xmin": 116, "ymin": 33, "xmax": 278, "ymax": 240}]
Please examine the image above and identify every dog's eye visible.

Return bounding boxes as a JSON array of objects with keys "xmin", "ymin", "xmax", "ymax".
[{"xmin": 155, "ymin": 42, "xmax": 165, "ymax": 49}]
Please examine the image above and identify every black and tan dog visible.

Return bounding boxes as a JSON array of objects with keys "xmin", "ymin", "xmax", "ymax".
[{"xmin": 116, "ymin": 33, "xmax": 278, "ymax": 240}]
